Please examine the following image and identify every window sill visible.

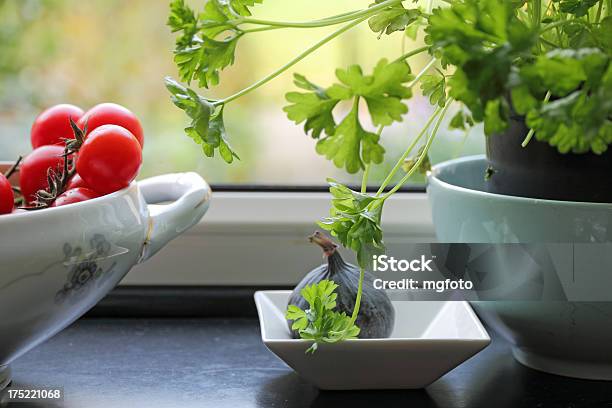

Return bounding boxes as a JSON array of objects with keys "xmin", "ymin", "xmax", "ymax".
[{"xmin": 123, "ymin": 191, "xmax": 435, "ymax": 286}]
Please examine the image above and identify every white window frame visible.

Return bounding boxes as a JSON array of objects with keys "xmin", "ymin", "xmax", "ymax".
[{"xmin": 123, "ymin": 191, "xmax": 435, "ymax": 286}]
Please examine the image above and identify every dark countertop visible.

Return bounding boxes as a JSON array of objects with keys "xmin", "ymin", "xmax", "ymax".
[{"xmin": 5, "ymin": 318, "xmax": 612, "ymax": 408}]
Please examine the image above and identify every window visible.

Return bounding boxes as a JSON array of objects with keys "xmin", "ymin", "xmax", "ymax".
[
  {"xmin": 0, "ymin": 0, "xmax": 482, "ymax": 285},
  {"xmin": 0, "ymin": 0, "xmax": 484, "ymax": 187}
]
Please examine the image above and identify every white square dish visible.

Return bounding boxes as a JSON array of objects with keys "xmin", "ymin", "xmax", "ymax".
[{"xmin": 254, "ymin": 290, "xmax": 490, "ymax": 390}]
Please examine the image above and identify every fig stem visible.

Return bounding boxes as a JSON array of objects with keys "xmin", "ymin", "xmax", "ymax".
[{"xmin": 309, "ymin": 231, "xmax": 338, "ymax": 257}]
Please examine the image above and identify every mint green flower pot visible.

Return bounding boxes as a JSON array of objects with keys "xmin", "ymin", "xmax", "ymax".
[{"xmin": 428, "ymin": 155, "xmax": 612, "ymax": 380}]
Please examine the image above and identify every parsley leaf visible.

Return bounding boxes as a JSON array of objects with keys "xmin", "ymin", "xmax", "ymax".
[
  {"xmin": 285, "ymin": 59, "xmax": 413, "ymax": 173},
  {"xmin": 226, "ymin": 0, "xmax": 264, "ymax": 16},
  {"xmin": 368, "ymin": 1, "xmax": 423, "ymax": 37},
  {"xmin": 557, "ymin": 0, "xmax": 599, "ymax": 17},
  {"xmin": 318, "ymin": 180, "xmax": 385, "ymax": 267},
  {"xmin": 328, "ymin": 60, "xmax": 414, "ymax": 126},
  {"xmin": 426, "ymin": 0, "xmax": 534, "ymax": 134},
  {"xmin": 174, "ymin": 35, "xmax": 239, "ymax": 88},
  {"xmin": 316, "ymin": 100, "xmax": 385, "ymax": 173},
  {"xmin": 484, "ymin": 99, "xmax": 509, "ymax": 134},
  {"xmin": 168, "ymin": 0, "xmax": 199, "ymax": 49},
  {"xmin": 594, "ymin": 17, "xmax": 612, "ymax": 54},
  {"xmin": 522, "ymin": 48, "xmax": 608, "ymax": 96},
  {"xmin": 449, "ymin": 109, "xmax": 475, "ymax": 130},
  {"xmin": 518, "ymin": 48, "xmax": 611, "ymax": 154},
  {"xmin": 168, "ymin": 0, "xmax": 262, "ymax": 89},
  {"xmin": 510, "ymin": 84, "xmax": 539, "ymax": 116},
  {"xmin": 562, "ymin": 20, "xmax": 599, "ymax": 49},
  {"xmin": 165, "ymin": 77, "xmax": 239, "ymax": 163},
  {"xmin": 528, "ymin": 85, "xmax": 612, "ymax": 154},
  {"xmin": 283, "ymin": 74, "xmax": 339, "ymax": 138},
  {"xmin": 286, "ymin": 279, "xmax": 360, "ymax": 354},
  {"xmin": 198, "ymin": 0, "xmax": 239, "ymax": 38},
  {"xmin": 402, "ymin": 145, "xmax": 432, "ymax": 175},
  {"xmin": 420, "ymin": 74, "xmax": 446, "ymax": 107}
]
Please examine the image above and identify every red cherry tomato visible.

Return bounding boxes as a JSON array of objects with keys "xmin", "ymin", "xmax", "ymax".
[
  {"xmin": 78, "ymin": 103, "xmax": 144, "ymax": 147},
  {"xmin": 0, "ymin": 174, "xmax": 14, "ymax": 214},
  {"xmin": 19, "ymin": 145, "xmax": 65, "ymax": 204},
  {"xmin": 66, "ymin": 173, "xmax": 89, "ymax": 190},
  {"xmin": 76, "ymin": 125, "xmax": 142, "ymax": 195},
  {"xmin": 51, "ymin": 187, "xmax": 100, "ymax": 207},
  {"xmin": 31, "ymin": 104, "xmax": 84, "ymax": 149}
]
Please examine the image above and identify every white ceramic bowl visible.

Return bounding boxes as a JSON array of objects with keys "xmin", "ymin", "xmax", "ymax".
[
  {"xmin": 0, "ymin": 171, "xmax": 211, "ymax": 390},
  {"xmin": 255, "ymin": 291, "xmax": 490, "ymax": 390}
]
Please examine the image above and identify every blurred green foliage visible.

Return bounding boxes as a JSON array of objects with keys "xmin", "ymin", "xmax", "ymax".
[{"xmin": 0, "ymin": 0, "xmax": 483, "ymax": 185}]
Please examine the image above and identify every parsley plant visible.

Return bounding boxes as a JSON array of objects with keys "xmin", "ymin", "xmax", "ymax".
[{"xmin": 167, "ymin": 0, "xmax": 611, "ymax": 348}]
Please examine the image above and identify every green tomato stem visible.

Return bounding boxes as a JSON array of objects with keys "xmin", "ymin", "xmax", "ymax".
[
  {"xmin": 381, "ymin": 101, "xmax": 451, "ymax": 201},
  {"xmin": 375, "ymin": 102, "xmax": 443, "ymax": 197},
  {"xmin": 4, "ymin": 155, "xmax": 22, "ymax": 179},
  {"xmin": 238, "ymin": 0, "xmax": 403, "ymax": 28},
  {"xmin": 216, "ymin": 16, "xmax": 369, "ymax": 106}
]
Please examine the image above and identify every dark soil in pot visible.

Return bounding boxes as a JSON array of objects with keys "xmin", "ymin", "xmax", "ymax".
[{"xmin": 485, "ymin": 115, "xmax": 612, "ymax": 203}]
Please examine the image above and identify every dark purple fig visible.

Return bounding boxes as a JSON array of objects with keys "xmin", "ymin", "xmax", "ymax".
[{"xmin": 287, "ymin": 232, "xmax": 395, "ymax": 339}]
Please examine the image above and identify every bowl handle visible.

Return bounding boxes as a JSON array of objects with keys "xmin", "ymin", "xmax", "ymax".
[{"xmin": 137, "ymin": 172, "xmax": 211, "ymax": 263}]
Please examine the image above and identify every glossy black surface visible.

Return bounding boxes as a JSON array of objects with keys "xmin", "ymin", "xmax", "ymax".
[{"xmin": 5, "ymin": 318, "xmax": 612, "ymax": 408}]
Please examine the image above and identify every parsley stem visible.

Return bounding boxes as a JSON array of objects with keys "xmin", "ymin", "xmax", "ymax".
[
  {"xmin": 319, "ymin": 9, "xmax": 370, "ymax": 22},
  {"xmin": 373, "ymin": 58, "xmax": 438, "ymax": 196},
  {"xmin": 241, "ymin": 26, "xmax": 285, "ymax": 34},
  {"xmin": 217, "ymin": 16, "xmax": 369, "ymax": 106},
  {"xmin": 407, "ymin": 58, "xmax": 437, "ymax": 88},
  {"xmin": 241, "ymin": 8, "xmax": 372, "ymax": 34},
  {"xmin": 521, "ymin": 91, "xmax": 551, "ymax": 148},
  {"xmin": 540, "ymin": 19, "xmax": 570, "ymax": 33},
  {"xmin": 532, "ymin": 0, "xmax": 542, "ymax": 51},
  {"xmin": 595, "ymin": 0, "xmax": 604, "ymax": 23},
  {"xmin": 539, "ymin": 37, "xmax": 560, "ymax": 48},
  {"xmin": 522, "ymin": 132, "xmax": 536, "ymax": 148},
  {"xmin": 238, "ymin": 0, "xmax": 402, "ymax": 29},
  {"xmin": 392, "ymin": 45, "xmax": 429, "ymax": 64},
  {"xmin": 375, "ymin": 106, "xmax": 443, "ymax": 196},
  {"xmin": 349, "ymin": 267, "xmax": 365, "ymax": 325},
  {"xmin": 362, "ymin": 164, "xmax": 371, "ymax": 194},
  {"xmin": 381, "ymin": 101, "xmax": 451, "ymax": 200},
  {"xmin": 532, "ymin": 0, "xmax": 542, "ymax": 28}
]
